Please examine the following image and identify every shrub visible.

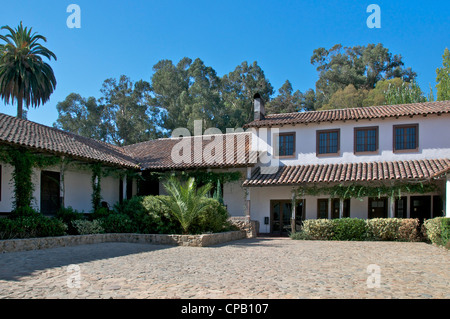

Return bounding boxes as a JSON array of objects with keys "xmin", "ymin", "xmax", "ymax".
[
  {"xmin": 190, "ymin": 198, "xmax": 230, "ymax": 234},
  {"xmin": 291, "ymin": 218, "xmax": 422, "ymax": 242},
  {"xmin": 98, "ymin": 213, "xmax": 137, "ymax": 233},
  {"xmin": 72, "ymin": 219, "xmax": 104, "ymax": 235},
  {"xmin": 10, "ymin": 206, "xmax": 40, "ymax": 218},
  {"xmin": 397, "ymin": 218, "xmax": 421, "ymax": 242},
  {"xmin": 113, "ymin": 196, "xmax": 147, "ymax": 218},
  {"xmin": 441, "ymin": 218, "xmax": 450, "ymax": 248},
  {"xmin": 158, "ymin": 177, "xmax": 212, "ymax": 234},
  {"xmin": 56, "ymin": 206, "xmax": 85, "ymax": 235},
  {"xmin": 366, "ymin": 218, "xmax": 403, "ymax": 241},
  {"xmin": 90, "ymin": 207, "xmax": 112, "ymax": 220},
  {"xmin": 0, "ymin": 214, "xmax": 67, "ymax": 239},
  {"xmin": 424, "ymin": 217, "xmax": 450, "ymax": 247},
  {"xmin": 141, "ymin": 195, "xmax": 181, "ymax": 234},
  {"xmin": 289, "ymin": 231, "xmax": 310, "ymax": 240},
  {"xmin": 300, "ymin": 219, "xmax": 334, "ymax": 240},
  {"xmin": 331, "ymin": 218, "xmax": 367, "ymax": 241}
]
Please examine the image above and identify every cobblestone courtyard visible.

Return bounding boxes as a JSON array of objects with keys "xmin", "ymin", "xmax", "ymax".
[{"xmin": 0, "ymin": 238, "xmax": 449, "ymax": 299}]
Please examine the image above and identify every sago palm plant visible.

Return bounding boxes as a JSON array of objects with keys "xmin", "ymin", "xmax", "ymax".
[
  {"xmin": 0, "ymin": 21, "xmax": 57, "ymax": 118},
  {"xmin": 159, "ymin": 177, "xmax": 212, "ymax": 234}
]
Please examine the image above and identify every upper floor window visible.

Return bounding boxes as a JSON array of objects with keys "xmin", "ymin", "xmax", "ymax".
[
  {"xmin": 393, "ymin": 124, "xmax": 418, "ymax": 152},
  {"xmin": 317, "ymin": 129, "xmax": 340, "ymax": 156},
  {"xmin": 277, "ymin": 132, "xmax": 295, "ymax": 157},
  {"xmin": 354, "ymin": 126, "xmax": 378, "ymax": 154}
]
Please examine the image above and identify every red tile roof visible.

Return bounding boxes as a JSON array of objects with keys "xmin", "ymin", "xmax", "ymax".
[
  {"xmin": 123, "ymin": 133, "xmax": 256, "ymax": 170},
  {"xmin": 0, "ymin": 113, "xmax": 138, "ymax": 168},
  {"xmin": 243, "ymin": 159, "xmax": 450, "ymax": 186},
  {"xmin": 244, "ymin": 101, "xmax": 450, "ymax": 128}
]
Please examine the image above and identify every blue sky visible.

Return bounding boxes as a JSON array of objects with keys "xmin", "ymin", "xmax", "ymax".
[{"xmin": 0, "ymin": 0, "xmax": 449, "ymax": 127}]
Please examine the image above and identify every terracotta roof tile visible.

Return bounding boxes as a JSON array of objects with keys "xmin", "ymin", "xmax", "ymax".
[
  {"xmin": 123, "ymin": 132, "xmax": 256, "ymax": 170},
  {"xmin": 244, "ymin": 101, "xmax": 450, "ymax": 128},
  {"xmin": 0, "ymin": 113, "xmax": 138, "ymax": 168},
  {"xmin": 243, "ymin": 159, "xmax": 450, "ymax": 186}
]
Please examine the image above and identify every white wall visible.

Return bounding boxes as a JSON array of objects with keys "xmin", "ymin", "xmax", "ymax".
[
  {"xmin": 0, "ymin": 161, "xmax": 122, "ymax": 214},
  {"xmin": 0, "ymin": 163, "xmax": 15, "ymax": 212},
  {"xmin": 255, "ymin": 114, "xmax": 450, "ymax": 167},
  {"xmin": 248, "ymin": 185, "xmax": 443, "ymax": 233},
  {"xmin": 222, "ymin": 168, "xmax": 247, "ymax": 217},
  {"xmin": 157, "ymin": 167, "xmax": 247, "ymax": 217}
]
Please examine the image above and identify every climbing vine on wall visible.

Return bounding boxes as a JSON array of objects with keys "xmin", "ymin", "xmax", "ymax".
[
  {"xmin": 150, "ymin": 170, "xmax": 242, "ymax": 186},
  {"xmin": 91, "ymin": 162, "xmax": 103, "ymax": 212},
  {"xmin": 0, "ymin": 146, "xmax": 61, "ymax": 210},
  {"xmin": 294, "ymin": 181, "xmax": 439, "ymax": 201},
  {"xmin": 150, "ymin": 170, "xmax": 243, "ymax": 201}
]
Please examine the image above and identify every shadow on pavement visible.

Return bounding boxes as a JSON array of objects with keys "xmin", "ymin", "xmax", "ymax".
[
  {"xmin": 0, "ymin": 242, "xmax": 172, "ymax": 281},
  {"xmin": 213, "ymin": 236, "xmax": 290, "ymax": 248}
]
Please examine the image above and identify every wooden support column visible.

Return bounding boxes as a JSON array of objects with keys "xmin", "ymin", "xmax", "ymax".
[
  {"xmin": 60, "ymin": 157, "xmax": 65, "ymax": 208},
  {"xmin": 389, "ymin": 197, "xmax": 395, "ymax": 218},
  {"xmin": 339, "ymin": 198, "xmax": 344, "ymax": 219},
  {"xmin": 291, "ymin": 189, "xmax": 296, "ymax": 233},
  {"xmin": 446, "ymin": 175, "xmax": 450, "ymax": 217},
  {"xmin": 328, "ymin": 198, "xmax": 332, "ymax": 219},
  {"xmin": 123, "ymin": 177, "xmax": 127, "ymax": 200},
  {"xmin": 245, "ymin": 167, "xmax": 252, "ymax": 221}
]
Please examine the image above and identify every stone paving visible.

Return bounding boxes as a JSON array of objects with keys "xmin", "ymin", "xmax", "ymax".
[{"xmin": 0, "ymin": 238, "xmax": 449, "ymax": 299}]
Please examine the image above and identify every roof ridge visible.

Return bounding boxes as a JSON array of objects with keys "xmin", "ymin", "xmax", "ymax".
[{"xmin": 263, "ymin": 100, "xmax": 450, "ymax": 118}]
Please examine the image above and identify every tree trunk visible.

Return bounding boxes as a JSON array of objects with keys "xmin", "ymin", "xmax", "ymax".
[{"xmin": 17, "ymin": 98, "xmax": 23, "ymax": 119}]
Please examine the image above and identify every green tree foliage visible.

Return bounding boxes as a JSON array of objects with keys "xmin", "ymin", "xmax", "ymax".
[
  {"xmin": 319, "ymin": 84, "xmax": 369, "ymax": 110},
  {"xmin": 54, "ymin": 44, "xmax": 421, "ymax": 142},
  {"xmin": 54, "ymin": 76, "xmax": 163, "ymax": 146},
  {"xmin": 54, "ymin": 93, "xmax": 105, "ymax": 140},
  {"xmin": 151, "ymin": 58, "xmax": 275, "ymax": 131},
  {"xmin": 383, "ymin": 80, "xmax": 427, "ymax": 105},
  {"xmin": 220, "ymin": 61, "xmax": 274, "ymax": 128},
  {"xmin": 436, "ymin": 48, "xmax": 450, "ymax": 101},
  {"xmin": 309, "ymin": 43, "xmax": 416, "ymax": 109},
  {"xmin": 0, "ymin": 22, "xmax": 57, "ymax": 119},
  {"xmin": 265, "ymin": 80, "xmax": 303, "ymax": 114},
  {"xmin": 150, "ymin": 57, "xmax": 192, "ymax": 132},
  {"xmin": 158, "ymin": 177, "xmax": 212, "ymax": 234},
  {"xmin": 99, "ymin": 75, "xmax": 161, "ymax": 145},
  {"xmin": 363, "ymin": 78, "xmax": 404, "ymax": 106}
]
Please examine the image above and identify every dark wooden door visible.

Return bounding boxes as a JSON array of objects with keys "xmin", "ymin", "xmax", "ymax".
[
  {"xmin": 270, "ymin": 200, "xmax": 305, "ymax": 235},
  {"xmin": 410, "ymin": 196, "xmax": 431, "ymax": 222},
  {"xmin": 395, "ymin": 197, "xmax": 408, "ymax": 218},
  {"xmin": 41, "ymin": 171, "xmax": 61, "ymax": 215},
  {"xmin": 368, "ymin": 197, "xmax": 387, "ymax": 219},
  {"xmin": 331, "ymin": 198, "xmax": 350, "ymax": 219}
]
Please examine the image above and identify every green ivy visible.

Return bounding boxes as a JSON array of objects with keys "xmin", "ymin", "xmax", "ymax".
[
  {"xmin": 0, "ymin": 146, "xmax": 61, "ymax": 210},
  {"xmin": 294, "ymin": 181, "xmax": 438, "ymax": 200},
  {"xmin": 91, "ymin": 162, "xmax": 103, "ymax": 212},
  {"xmin": 151, "ymin": 170, "xmax": 242, "ymax": 184}
]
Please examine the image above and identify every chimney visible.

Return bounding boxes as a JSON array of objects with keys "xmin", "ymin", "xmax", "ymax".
[{"xmin": 253, "ymin": 93, "xmax": 265, "ymax": 121}]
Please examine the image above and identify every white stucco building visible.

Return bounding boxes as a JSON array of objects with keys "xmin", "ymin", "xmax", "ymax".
[{"xmin": 0, "ymin": 98, "xmax": 449, "ymax": 235}]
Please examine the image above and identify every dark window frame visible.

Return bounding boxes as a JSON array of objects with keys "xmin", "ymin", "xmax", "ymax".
[
  {"xmin": 275, "ymin": 132, "xmax": 296, "ymax": 158},
  {"xmin": 393, "ymin": 124, "xmax": 419, "ymax": 153},
  {"xmin": 316, "ymin": 129, "xmax": 340, "ymax": 156},
  {"xmin": 354, "ymin": 126, "xmax": 379, "ymax": 154},
  {"xmin": 317, "ymin": 198, "xmax": 329, "ymax": 219}
]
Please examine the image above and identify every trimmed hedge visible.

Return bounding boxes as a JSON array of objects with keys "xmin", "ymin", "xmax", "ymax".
[
  {"xmin": 291, "ymin": 217, "xmax": 425, "ymax": 243},
  {"xmin": 332, "ymin": 218, "xmax": 367, "ymax": 241},
  {"xmin": 0, "ymin": 214, "xmax": 68, "ymax": 240},
  {"xmin": 0, "ymin": 195, "xmax": 232, "ymax": 240},
  {"xmin": 423, "ymin": 217, "xmax": 450, "ymax": 248}
]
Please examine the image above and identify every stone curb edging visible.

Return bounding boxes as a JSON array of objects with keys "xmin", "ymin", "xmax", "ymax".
[{"xmin": 0, "ymin": 230, "xmax": 247, "ymax": 253}]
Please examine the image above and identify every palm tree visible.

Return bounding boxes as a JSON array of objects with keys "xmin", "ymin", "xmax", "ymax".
[
  {"xmin": 159, "ymin": 177, "xmax": 212, "ymax": 234},
  {"xmin": 0, "ymin": 21, "xmax": 57, "ymax": 119}
]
